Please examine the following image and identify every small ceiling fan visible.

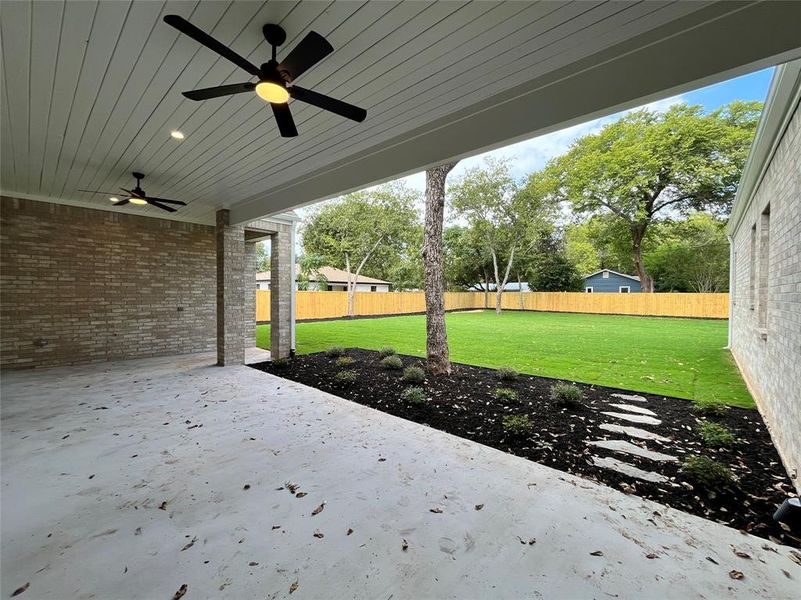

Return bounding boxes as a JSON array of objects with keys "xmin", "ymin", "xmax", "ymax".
[
  {"xmin": 163, "ymin": 14, "xmax": 367, "ymax": 137},
  {"xmin": 79, "ymin": 172, "xmax": 187, "ymax": 213}
]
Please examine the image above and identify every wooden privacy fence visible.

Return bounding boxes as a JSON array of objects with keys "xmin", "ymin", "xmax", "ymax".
[{"xmin": 256, "ymin": 290, "xmax": 729, "ymax": 321}]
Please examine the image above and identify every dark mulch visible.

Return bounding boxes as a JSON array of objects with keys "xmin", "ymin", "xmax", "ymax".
[{"xmin": 251, "ymin": 349, "xmax": 798, "ymax": 548}]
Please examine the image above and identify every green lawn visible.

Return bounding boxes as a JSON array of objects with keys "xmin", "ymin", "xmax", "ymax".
[{"xmin": 256, "ymin": 311, "xmax": 752, "ymax": 408}]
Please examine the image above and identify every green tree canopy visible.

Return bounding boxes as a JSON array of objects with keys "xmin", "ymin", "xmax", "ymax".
[{"xmin": 534, "ymin": 100, "xmax": 761, "ymax": 291}]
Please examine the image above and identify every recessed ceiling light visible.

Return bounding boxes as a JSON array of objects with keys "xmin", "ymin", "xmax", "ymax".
[
  {"xmin": 170, "ymin": 130, "xmax": 185, "ymax": 140},
  {"xmin": 109, "ymin": 196, "xmax": 119, "ymax": 202}
]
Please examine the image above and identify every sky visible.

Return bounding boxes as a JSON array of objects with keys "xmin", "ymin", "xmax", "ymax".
[{"xmin": 292, "ymin": 66, "xmax": 775, "ymax": 237}]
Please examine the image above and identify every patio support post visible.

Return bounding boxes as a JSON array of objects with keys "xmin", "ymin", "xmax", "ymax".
[
  {"xmin": 270, "ymin": 224, "xmax": 292, "ymax": 359},
  {"xmin": 216, "ymin": 209, "xmax": 245, "ymax": 366}
]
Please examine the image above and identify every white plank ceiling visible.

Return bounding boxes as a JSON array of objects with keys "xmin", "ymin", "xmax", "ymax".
[{"xmin": 1, "ymin": 1, "xmax": 799, "ymax": 224}]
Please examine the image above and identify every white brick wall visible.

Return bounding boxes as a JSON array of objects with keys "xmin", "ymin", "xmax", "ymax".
[{"xmin": 730, "ymin": 101, "xmax": 801, "ymax": 489}]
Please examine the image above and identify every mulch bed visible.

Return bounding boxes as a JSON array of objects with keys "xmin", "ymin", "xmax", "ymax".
[{"xmin": 251, "ymin": 349, "xmax": 799, "ymax": 548}]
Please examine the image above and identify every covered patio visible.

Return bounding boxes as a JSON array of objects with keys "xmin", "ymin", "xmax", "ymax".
[{"xmin": 1, "ymin": 353, "xmax": 797, "ymax": 599}]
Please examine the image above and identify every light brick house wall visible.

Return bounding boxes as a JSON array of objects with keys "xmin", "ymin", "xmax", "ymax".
[
  {"xmin": 729, "ymin": 63, "xmax": 801, "ymax": 491},
  {"xmin": 1, "ymin": 196, "xmax": 217, "ymax": 367},
  {"xmin": 1, "ymin": 196, "xmax": 295, "ymax": 368}
]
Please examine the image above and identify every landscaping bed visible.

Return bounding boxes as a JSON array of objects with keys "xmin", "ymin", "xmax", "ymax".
[{"xmin": 251, "ymin": 349, "xmax": 799, "ymax": 548}]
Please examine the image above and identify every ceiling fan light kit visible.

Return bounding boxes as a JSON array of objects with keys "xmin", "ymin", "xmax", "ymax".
[{"xmin": 79, "ymin": 17, "xmax": 364, "ymax": 214}]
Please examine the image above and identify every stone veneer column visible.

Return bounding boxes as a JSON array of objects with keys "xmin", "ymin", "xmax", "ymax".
[
  {"xmin": 216, "ymin": 209, "xmax": 245, "ymax": 366},
  {"xmin": 270, "ymin": 224, "xmax": 292, "ymax": 359}
]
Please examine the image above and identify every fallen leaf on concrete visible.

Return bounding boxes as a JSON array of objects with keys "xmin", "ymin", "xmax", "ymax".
[
  {"xmin": 645, "ymin": 553, "xmax": 658, "ymax": 559},
  {"xmin": 11, "ymin": 582, "xmax": 30, "ymax": 596},
  {"xmin": 729, "ymin": 570, "xmax": 744, "ymax": 580},
  {"xmin": 706, "ymin": 556, "xmax": 719, "ymax": 565},
  {"xmin": 134, "ymin": 527, "xmax": 142, "ymax": 536},
  {"xmin": 249, "ymin": 561, "xmax": 258, "ymax": 566},
  {"xmin": 295, "ymin": 492, "xmax": 307, "ymax": 498},
  {"xmin": 402, "ymin": 539, "xmax": 408, "ymax": 551},
  {"xmin": 528, "ymin": 538, "xmax": 536, "ymax": 545},
  {"xmin": 378, "ymin": 458, "xmax": 386, "ymax": 462},
  {"xmin": 347, "ymin": 528, "xmax": 353, "ymax": 535},
  {"xmin": 243, "ymin": 484, "xmax": 251, "ymax": 490},
  {"xmin": 311, "ymin": 503, "xmax": 325, "ymax": 516},
  {"xmin": 289, "ymin": 581, "xmax": 299, "ymax": 594},
  {"xmin": 732, "ymin": 549, "xmax": 751, "ymax": 559},
  {"xmin": 590, "ymin": 550, "xmax": 603, "ymax": 557},
  {"xmin": 180, "ymin": 537, "xmax": 197, "ymax": 551},
  {"xmin": 285, "ymin": 482, "xmax": 299, "ymax": 494},
  {"xmin": 272, "ymin": 525, "xmax": 281, "ymax": 530},
  {"xmin": 761, "ymin": 544, "xmax": 778, "ymax": 553},
  {"xmin": 313, "ymin": 531, "xmax": 324, "ymax": 539},
  {"xmin": 172, "ymin": 584, "xmax": 188, "ymax": 599},
  {"xmin": 158, "ymin": 501, "xmax": 167, "ymax": 510},
  {"xmin": 429, "ymin": 508, "xmax": 443, "ymax": 514},
  {"xmin": 789, "ymin": 550, "xmax": 801, "ymax": 566},
  {"xmin": 782, "ymin": 569, "xmax": 792, "ymax": 579},
  {"xmin": 474, "ymin": 504, "xmax": 484, "ymax": 511}
]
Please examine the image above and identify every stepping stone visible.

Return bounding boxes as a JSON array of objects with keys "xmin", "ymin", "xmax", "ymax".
[
  {"xmin": 588, "ymin": 439, "xmax": 677, "ymax": 462},
  {"xmin": 611, "ymin": 393, "xmax": 648, "ymax": 403},
  {"xmin": 591, "ymin": 456, "xmax": 669, "ymax": 483},
  {"xmin": 602, "ymin": 412, "xmax": 661, "ymax": 426},
  {"xmin": 608, "ymin": 403, "xmax": 658, "ymax": 417},
  {"xmin": 600, "ymin": 423, "xmax": 670, "ymax": 442}
]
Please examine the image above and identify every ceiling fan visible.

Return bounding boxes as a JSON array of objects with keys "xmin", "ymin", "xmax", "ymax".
[
  {"xmin": 79, "ymin": 172, "xmax": 187, "ymax": 213},
  {"xmin": 163, "ymin": 14, "xmax": 367, "ymax": 138}
]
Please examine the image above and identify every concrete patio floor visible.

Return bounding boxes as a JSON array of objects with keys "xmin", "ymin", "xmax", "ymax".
[{"xmin": 1, "ymin": 354, "xmax": 797, "ymax": 599}]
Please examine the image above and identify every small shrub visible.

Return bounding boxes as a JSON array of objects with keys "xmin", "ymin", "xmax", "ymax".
[
  {"xmin": 378, "ymin": 347, "xmax": 397, "ymax": 358},
  {"xmin": 401, "ymin": 387, "xmax": 426, "ymax": 405},
  {"xmin": 680, "ymin": 455, "xmax": 734, "ymax": 489},
  {"xmin": 272, "ymin": 357, "xmax": 290, "ymax": 368},
  {"xmin": 335, "ymin": 356, "xmax": 356, "ymax": 368},
  {"xmin": 326, "ymin": 346, "xmax": 345, "ymax": 358},
  {"xmin": 502, "ymin": 414, "xmax": 534, "ymax": 436},
  {"xmin": 692, "ymin": 397, "xmax": 729, "ymax": 416},
  {"xmin": 497, "ymin": 367, "xmax": 519, "ymax": 381},
  {"xmin": 334, "ymin": 370, "xmax": 358, "ymax": 385},
  {"xmin": 550, "ymin": 382, "xmax": 584, "ymax": 407},
  {"xmin": 494, "ymin": 387, "xmax": 518, "ymax": 403},
  {"xmin": 402, "ymin": 366, "xmax": 425, "ymax": 384},
  {"xmin": 698, "ymin": 420, "xmax": 736, "ymax": 446},
  {"xmin": 381, "ymin": 355, "xmax": 403, "ymax": 370}
]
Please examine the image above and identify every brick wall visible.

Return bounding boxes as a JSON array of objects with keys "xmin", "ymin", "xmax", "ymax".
[
  {"xmin": 730, "ymin": 101, "xmax": 801, "ymax": 489},
  {"xmin": 1, "ymin": 196, "xmax": 216, "ymax": 368}
]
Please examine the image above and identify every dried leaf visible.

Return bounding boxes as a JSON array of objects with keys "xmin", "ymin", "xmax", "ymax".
[
  {"xmin": 347, "ymin": 528, "xmax": 354, "ymax": 536},
  {"xmin": 402, "ymin": 538, "xmax": 409, "ymax": 551},
  {"xmin": 11, "ymin": 582, "xmax": 30, "ymax": 596},
  {"xmin": 429, "ymin": 508, "xmax": 443, "ymax": 514},
  {"xmin": 706, "ymin": 556, "xmax": 719, "ymax": 565},
  {"xmin": 285, "ymin": 482, "xmax": 299, "ymax": 494},
  {"xmin": 180, "ymin": 537, "xmax": 197, "ymax": 551},
  {"xmin": 789, "ymin": 550, "xmax": 801, "ymax": 566},
  {"xmin": 729, "ymin": 570, "xmax": 744, "ymax": 580},
  {"xmin": 158, "ymin": 501, "xmax": 167, "ymax": 510},
  {"xmin": 733, "ymin": 549, "xmax": 751, "ymax": 559},
  {"xmin": 243, "ymin": 484, "xmax": 251, "ymax": 490},
  {"xmin": 761, "ymin": 544, "xmax": 778, "ymax": 553},
  {"xmin": 172, "ymin": 584, "xmax": 188, "ymax": 599},
  {"xmin": 295, "ymin": 492, "xmax": 307, "ymax": 498},
  {"xmin": 782, "ymin": 569, "xmax": 791, "ymax": 579},
  {"xmin": 474, "ymin": 504, "xmax": 484, "ymax": 511},
  {"xmin": 311, "ymin": 503, "xmax": 325, "ymax": 516},
  {"xmin": 249, "ymin": 561, "xmax": 259, "ymax": 566},
  {"xmin": 528, "ymin": 538, "xmax": 536, "ymax": 545},
  {"xmin": 289, "ymin": 581, "xmax": 299, "ymax": 594},
  {"xmin": 313, "ymin": 531, "xmax": 324, "ymax": 539},
  {"xmin": 272, "ymin": 525, "xmax": 281, "ymax": 530},
  {"xmin": 645, "ymin": 553, "xmax": 658, "ymax": 560},
  {"xmin": 590, "ymin": 550, "xmax": 603, "ymax": 557}
]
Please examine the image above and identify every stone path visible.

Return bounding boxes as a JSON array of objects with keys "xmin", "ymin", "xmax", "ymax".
[
  {"xmin": 591, "ymin": 392, "xmax": 678, "ymax": 483},
  {"xmin": 591, "ymin": 456, "xmax": 670, "ymax": 483},
  {"xmin": 588, "ymin": 439, "xmax": 678, "ymax": 462},
  {"xmin": 601, "ymin": 411, "xmax": 661, "ymax": 426}
]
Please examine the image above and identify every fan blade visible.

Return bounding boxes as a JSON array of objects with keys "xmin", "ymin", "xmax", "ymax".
[
  {"xmin": 78, "ymin": 189, "xmax": 119, "ymax": 195},
  {"xmin": 290, "ymin": 86, "xmax": 366, "ymax": 122},
  {"xmin": 164, "ymin": 15, "xmax": 262, "ymax": 78},
  {"xmin": 271, "ymin": 103, "xmax": 298, "ymax": 137},
  {"xmin": 148, "ymin": 200, "xmax": 177, "ymax": 213},
  {"xmin": 113, "ymin": 199, "xmax": 130, "ymax": 206},
  {"xmin": 277, "ymin": 31, "xmax": 333, "ymax": 82},
  {"xmin": 183, "ymin": 82, "xmax": 255, "ymax": 101},
  {"xmin": 147, "ymin": 197, "xmax": 187, "ymax": 206}
]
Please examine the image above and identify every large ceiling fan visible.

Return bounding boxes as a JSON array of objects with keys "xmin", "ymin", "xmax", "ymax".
[
  {"xmin": 163, "ymin": 15, "xmax": 367, "ymax": 137},
  {"xmin": 79, "ymin": 172, "xmax": 186, "ymax": 213}
]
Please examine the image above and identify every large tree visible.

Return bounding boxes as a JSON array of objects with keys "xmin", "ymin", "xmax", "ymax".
[
  {"xmin": 538, "ymin": 101, "xmax": 761, "ymax": 292},
  {"xmin": 449, "ymin": 158, "xmax": 548, "ymax": 313},
  {"xmin": 302, "ymin": 183, "xmax": 420, "ymax": 315},
  {"xmin": 423, "ymin": 162, "xmax": 459, "ymax": 374}
]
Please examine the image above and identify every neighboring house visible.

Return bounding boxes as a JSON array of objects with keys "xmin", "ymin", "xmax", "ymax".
[
  {"xmin": 582, "ymin": 269, "xmax": 641, "ymax": 293},
  {"xmin": 727, "ymin": 61, "xmax": 801, "ymax": 492},
  {"xmin": 257, "ymin": 266, "xmax": 390, "ymax": 292}
]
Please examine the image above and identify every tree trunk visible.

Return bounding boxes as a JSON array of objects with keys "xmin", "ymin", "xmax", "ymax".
[
  {"xmin": 631, "ymin": 224, "xmax": 654, "ymax": 293},
  {"xmin": 423, "ymin": 161, "xmax": 458, "ymax": 374},
  {"xmin": 483, "ymin": 271, "xmax": 489, "ymax": 308},
  {"xmin": 518, "ymin": 273, "xmax": 524, "ymax": 310}
]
